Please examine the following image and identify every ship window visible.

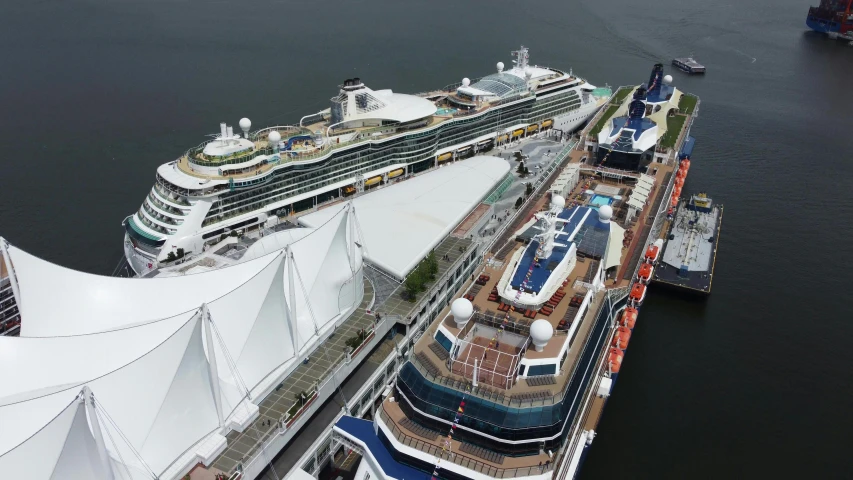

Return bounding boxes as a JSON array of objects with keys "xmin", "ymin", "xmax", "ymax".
[{"xmin": 526, "ymin": 364, "xmax": 556, "ymax": 376}]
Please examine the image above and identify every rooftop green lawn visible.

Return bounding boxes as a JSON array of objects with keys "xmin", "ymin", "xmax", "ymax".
[
  {"xmin": 660, "ymin": 114, "xmax": 687, "ymax": 149},
  {"xmin": 611, "ymin": 86, "xmax": 634, "ymax": 105},
  {"xmin": 590, "ymin": 105, "xmax": 619, "ymax": 137},
  {"xmin": 679, "ymin": 94, "xmax": 698, "ymax": 115}
]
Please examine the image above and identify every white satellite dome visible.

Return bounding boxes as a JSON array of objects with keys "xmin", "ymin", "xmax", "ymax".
[
  {"xmin": 496, "ymin": 61, "xmax": 505, "ymax": 73},
  {"xmin": 451, "ymin": 297, "xmax": 474, "ymax": 328},
  {"xmin": 530, "ymin": 319, "xmax": 554, "ymax": 352},
  {"xmin": 598, "ymin": 204, "xmax": 613, "ymax": 223},
  {"xmin": 524, "ymin": 67, "xmax": 533, "ymax": 79},
  {"xmin": 663, "ymin": 74, "xmax": 673, "ymax": 85},
  {"xmin": 551, "ymin": 194, "xmax": 566, "ymax": 209},
  {"xmin": 268, "ymin": 131, "xmax": 281, "ymax": 148},
  {"xmin": 239, "ymin": 117, "xmax": 251, "ymax": 130},
  {"xmin": 462, "ymin": 77, "xmax": 471, "ymax": 87}
]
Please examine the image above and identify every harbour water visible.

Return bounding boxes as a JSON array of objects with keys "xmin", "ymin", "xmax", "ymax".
[{"xmin": 1, "ymin": 0, "xmax": 851, "ymax": 477}]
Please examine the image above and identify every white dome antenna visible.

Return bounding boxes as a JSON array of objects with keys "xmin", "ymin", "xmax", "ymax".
[
  {"xmin": 663, "ymin": 74, "xmax": 673, "ymax": 85},
  {"xmin": 551, "ymin": 194, "xmax": 566, "ymax": 210},
  {"xmin": 451, "ymin": 298, "xmax": 474, "ymax": 329},
  {"xmin": 239, "ymin": 118, "xmax": 251, "ymax": 138},
  {"xmin": 530, "ymin": 319, "xmax": 554, "ymax": 352},
  {"xmin": 598, "ymin": 204, "xmax": 613, "ymax": 223},
  {"xmin": 462, "ymin": 77, "xmax": 471, "ymax": 87},
  {"xmin": 524, "ymin": 67, "xmax": 533, "ymax": 80},
  {"xmin": 268, "ymin": 131, "xmax": 281, "ymax": 151},
  {"xmin": 496, "ymin": 61, "xmax": 505, "ymax": 73}
]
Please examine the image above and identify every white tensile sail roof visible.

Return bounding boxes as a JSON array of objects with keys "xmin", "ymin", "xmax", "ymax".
[
  {"xmin": 0, "ymin": 204, "xmax": 364, "ymax": 479},
  {"xmin": 0, "ymin": 314, "xmax": 222, "ymax": 478}
]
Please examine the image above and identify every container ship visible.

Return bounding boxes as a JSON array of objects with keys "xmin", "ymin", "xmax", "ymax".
[
  {"xmin": 122, "ymin": 46, "xmax": 611, "ymax": 276},
  {"xmin": 806, "ymin": 0, "xmax": 853, "ymax": 38}
]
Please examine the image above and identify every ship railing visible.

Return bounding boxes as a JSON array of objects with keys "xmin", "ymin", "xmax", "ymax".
[{"xmin": 378, "ymin": 406, "xmax": 555, "ymax": 478}]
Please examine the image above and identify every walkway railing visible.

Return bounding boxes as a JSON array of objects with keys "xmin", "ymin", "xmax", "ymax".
[{"xmin": 377, "ymin": 407, "xmax": 553, "ymax": 479}]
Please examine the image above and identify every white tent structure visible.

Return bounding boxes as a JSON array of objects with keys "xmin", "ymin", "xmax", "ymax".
[{"xmin": 0, "ymin": 204, "xmax": 365, "ymax": 480}]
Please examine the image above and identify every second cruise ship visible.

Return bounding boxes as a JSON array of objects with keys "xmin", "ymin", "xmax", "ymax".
[{"xmin": 123, "ymin": 47, "xmax": 610, "ymax": 275}]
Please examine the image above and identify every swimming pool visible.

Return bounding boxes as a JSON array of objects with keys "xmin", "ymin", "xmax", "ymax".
[
  {"xmin": 590, "ymin": 194, "xmax": 614, "ymax": 207},
  {"xmin": 436, "ymin": 108, "xmax": 457, "ymax": 115}
]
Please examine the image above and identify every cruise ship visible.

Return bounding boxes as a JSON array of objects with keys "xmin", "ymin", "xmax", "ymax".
[
  {"xmin": 330, "ymin": 64, "xmax": 703, "ymax": 480},
  {"xmin": 123, "ymin": 47, "xmax": 611, "ymax": 275}
]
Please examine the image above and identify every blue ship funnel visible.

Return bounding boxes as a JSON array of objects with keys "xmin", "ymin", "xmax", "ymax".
[{"xmin": 647, "ymin": 63, "xmax": 664, "ymax": 97}]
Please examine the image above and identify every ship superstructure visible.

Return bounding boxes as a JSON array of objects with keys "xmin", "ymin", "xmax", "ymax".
[
  {"xmin": 124, "ymin": 47, "xmax": 611, "ymax": 275},
  {"xmin": 806, "ymin": 0, "xmax": 853, "ymax": 36}
]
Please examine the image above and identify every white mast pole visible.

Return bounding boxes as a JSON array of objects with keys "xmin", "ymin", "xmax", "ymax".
[{"xmin": 202, "ymin": 304, "xmax": 225, "ymax": 429}]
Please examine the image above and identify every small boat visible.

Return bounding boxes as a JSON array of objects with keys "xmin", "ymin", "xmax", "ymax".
[
  {"xmin": 644, "ymin": 244, "xmax": 661, "ymax": 263},
  {"xmin": 512, "ymin": 128, "xmax": 524, "ymax": 138},
  {"xmin": 611, "ymin": 326, "xmax": 632, "ymax": 350},
  {"xmin": 526, "ymin": 124, "xmax": 539, "ymax": 133},
  {"xmin": 637, "ymin": 263, "xmax": 654, "ymax": 284},
  {"xmin": 629, "ymin": 283, "xmax": 647, "ymax": 305},
  {"xmin": 387, "ymin": 168, "xmax": 404, "ymax": 179},
  {"xmin": 620, "ymin": 307, "xmax": 638, "ymax": 329},
  {"xmin": 437, "ymin": 152, "xmax": 452, "ymax": 162},
  {"xmin": 608, "ymin": 348, "xmax": 625, "ymax": 373},
  {"xmin": 542, "ymin": 119, "xmax": 553, "ymax": 129},
  {"xmin": 672, "ymin": 56, "xmax": 705, "ymax": 74}
]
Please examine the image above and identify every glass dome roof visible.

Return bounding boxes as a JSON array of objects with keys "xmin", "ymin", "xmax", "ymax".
[{"xmin": 470, "ymin": 72, "xmax": 529, "ymax": 98}]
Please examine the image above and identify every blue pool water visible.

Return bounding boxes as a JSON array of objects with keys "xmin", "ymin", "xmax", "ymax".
[
  {"xmin": 590, "ymin": 194, "xmax": 613, "ymax": 207},
  {"xmin": 436, "ymin": 107, "xmax": 457, "ymax": 115}
]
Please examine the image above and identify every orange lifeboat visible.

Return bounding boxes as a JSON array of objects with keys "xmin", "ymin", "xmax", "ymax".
[
  {"xmin": 608, "ymin": 348, "xmax": 624, "ymax": 373},
  {"xmin": 674, "ymin": 176, "xmax": 684, "ymax": 187},
  {"xmin": 671, "ymin": 196, "xmax": 679, "ymax": 207},
  {"xmin": 676, "ymin": 168, "xmax": 686, "ymax": 179},
  {"xmin": 673, "ymin": 185, "xmax": 682, "ymax": 197},
  {"xmin": 611, "ymin": 326, "xmax": 632, "ymax": 350},
  {"xmin": 681, "ymin": 159, "xmax": 691, "ymax": 170},
  {"xmin": 637, "ymin": 263, "xmax": 654, "ymax": 284},
  {"xmin": 644, "ymin": 244, "xmax": 660, "ymax": 263},
  {"xmin": 621, "ymin": 307, "xmax": 638, "ymax": 329},
  {"xmin": 629, "ymin": 283, "xmax": 647, "ymax": 305}
]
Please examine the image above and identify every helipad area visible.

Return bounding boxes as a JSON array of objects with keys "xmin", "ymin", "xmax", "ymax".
[{"xmin": 299, "ymin": 156, "xmax": 511, "ymax": 279}]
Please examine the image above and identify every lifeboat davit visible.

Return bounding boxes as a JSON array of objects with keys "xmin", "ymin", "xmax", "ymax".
[
  {"xmin": 608, "ymin": 348, "xmax": 624, "ymax": 373},
  {"xmin": 621, "ymin": 307, "xmax": 638, "ymax": 329},
  {"xmin": 611, "ymin": 326, "xmax": 632, "ymax": 350},
  {"xmin": 637, "ymin": 263, "xmax": 654, "ymax": 284},
  {"xmin": 644, "ymin": 244, "xmax": 660, "ymax": 263},
  {"xmin": 629, "ymin": 283, "xmax": 647, "ymax": 305}
]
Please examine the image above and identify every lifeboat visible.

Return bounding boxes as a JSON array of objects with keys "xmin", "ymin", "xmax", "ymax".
[
  {"xmin": 512, "ymin": 128, "xmax": 524, "ymax": 138},
  {"xmin": 526, "ymin": 124, "xmax": 539, "ymax": 134},
  {"xmin": 671, "ymin": 196, "xmax": 679, "ymax": 207},
  {"xmin": 542, "ymin": 119, "xmax": 553, "ymax": 129},
  {"xmin": 644, "ymin": 244, "xmax": 660, "ymax": 263},
  {"xmin": 621, "ymin": 307, "xmax": 638, "ymax": 329},
  {"xmin": 497, "ymin": 134, "xmax": 509, "ymax": 143},
  {"xmin": 387, "ymin": 168, "xmax": 404, "ymax": 179},
  {"xmin": 675, "ymin": 176, "xmax": 684, "ymax": 187},
  {"xmin": 611, "ymin": 326, "xmax": 632, "ymax": 350},
  {"xmin": 437, "ymin": 152, "xmax": 452, "ymax": 163},
  {"xmin": 676, "ymin": 168, "xmax": 686, "ymax": 179},
  {"xmin": 629, "ymin": 283, "xmax": 647, "ymax": 305},
  {"xmin": 681, "ymin": 159, "xmax": 691, "ymax": 171},
  {"xmin": 673, "ymin": 185, "xmax": 682, "ymax": 197},
  {"xmin": 364, "ymin": 176, "xmax": 382, "ymax": 187},
  {"xmin": 637, "ymin": 263, "xmax": 654, "ymax": 284},
  {"xmin": 608, "ymin": 348, "xmax": 624, "ymax": 373}
]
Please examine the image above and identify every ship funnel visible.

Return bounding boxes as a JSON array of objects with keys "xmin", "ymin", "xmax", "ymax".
[
  {"xmin": 226, "ymin": 126, "xmax": 234, "ymax": 138},
  {"xmin": 220, "ymin": 122, "xmax": 227, "ymax": 139},
  {"xmin": 647, "ymin": 63, "xmax": 664, "ymax": 96},
  {"xmin": 451, "ymin": 298, "xmax": 474, "ymax": 329}
]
